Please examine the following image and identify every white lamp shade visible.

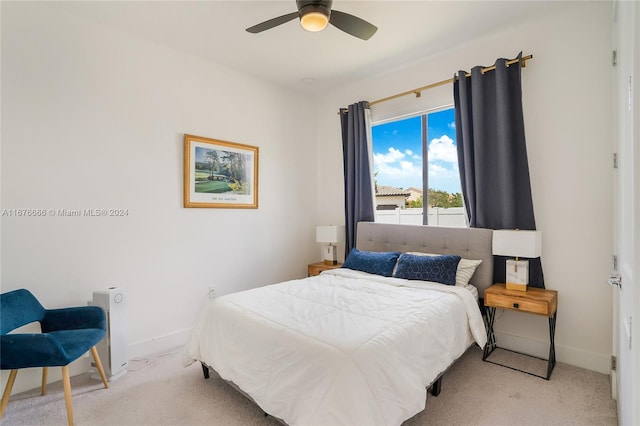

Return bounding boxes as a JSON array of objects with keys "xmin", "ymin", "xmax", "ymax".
[
  {"xmin": 316, "ymin": 225, "xmax": 345, "ymax": 244},
  {"xmin": 492, "ymin": 230, "xmax": 542, "ymax": 258}
]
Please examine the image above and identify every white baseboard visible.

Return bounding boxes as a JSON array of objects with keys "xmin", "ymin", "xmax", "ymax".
[
  {"xmin": 495, "ymin": 331, "xmax": 610, "ymax": 374},
  {"xmin": 1, "ymin": 328, "xmax": 193, "ymax": 397},
  {"xmin": 128, "ymin": 327, "xmax": 192, "ymax": 359}
]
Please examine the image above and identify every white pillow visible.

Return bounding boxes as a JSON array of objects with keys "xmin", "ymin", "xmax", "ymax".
[
  {"xmin": 456, "ymin": 258, "xmax": 483, "ymax": 286},
  {"xmin": 406, "ymin": 252, "xmax": 482, "ymax": 287}
]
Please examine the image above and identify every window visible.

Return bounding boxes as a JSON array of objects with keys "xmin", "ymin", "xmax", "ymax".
[{"xmin": 371, "ymin": 107, "xmax": 465, "ymax": 227}]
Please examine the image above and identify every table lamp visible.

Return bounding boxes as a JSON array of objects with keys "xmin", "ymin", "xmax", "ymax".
[
  {"xmin": 492, "ymin": 229, "xmax": 542, "ymax": 291},
  {"xmin": 316, "ymin": 225, "xmax": 345, "ymax": 265}
]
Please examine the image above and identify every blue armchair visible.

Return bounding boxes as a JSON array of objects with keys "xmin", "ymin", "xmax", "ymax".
[{"xmin": 1, "ymin": 289, "xmax": 109, "ymax": 426}]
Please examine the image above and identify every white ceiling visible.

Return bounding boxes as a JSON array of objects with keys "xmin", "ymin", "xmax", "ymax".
[{"xmin": 49, "ymin": 1, "xmax": 552, "ymax": 95}]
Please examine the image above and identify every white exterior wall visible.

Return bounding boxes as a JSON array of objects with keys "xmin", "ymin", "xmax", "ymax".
[{"xmin": 375, "ymin": 195, "xmax": 407, "ymax": 209}]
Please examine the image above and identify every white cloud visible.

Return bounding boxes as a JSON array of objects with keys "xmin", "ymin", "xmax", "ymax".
[
  {"xmin": 374, "ymin": 142, "xmax": 461, "ymax": 192},
  {"xmin": 375, "ymin": 160, "xmax": 421, "ymax": 179},
  {"xmin": 404, "ymin": 148, "xmax": 421, "ymax": 160},
  {"xmin": 429, "ymin": 163, "xmax": 457, "ymax": 178},
  {"xmin": 400, "ymin": 160, "xmax": 421, "ymax": 176},
  {"xmin": 373, "ymin": 147, "xmax": 405, "ymax": 165},
  {"xmin": 428, "ymin": 162, "xmax": 462, "ymax": 193},
  {"xmin": 448, "ymin": 121, "xmax": 456, "ymax": 130},
  {"xmin": 428, "ymin": 135, "xmax": 457, "ymax": 163},
  {"xmin": 374, "ymin": 147, "xmax": 421, "ymax": 184}
]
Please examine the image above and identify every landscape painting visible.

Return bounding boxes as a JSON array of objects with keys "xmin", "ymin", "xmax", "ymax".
[{"xmin": 184, "ymin": 134, "xmax": 258, "ymax": 208}]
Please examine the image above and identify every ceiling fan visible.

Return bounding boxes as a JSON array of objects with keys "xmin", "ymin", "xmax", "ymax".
[{"xmin": 246, "ymin": 0, "xmax": 378, "ymax": 41}]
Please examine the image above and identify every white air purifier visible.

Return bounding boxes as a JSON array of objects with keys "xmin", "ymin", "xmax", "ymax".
[{"xmin": 91, "ymin": 287, "xmax": 128, "ymax": 381}]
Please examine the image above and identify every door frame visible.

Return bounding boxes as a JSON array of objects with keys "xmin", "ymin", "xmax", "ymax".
[{"xmin": 612, "ymin": 1, "xmax": 639, "ymax": 425}]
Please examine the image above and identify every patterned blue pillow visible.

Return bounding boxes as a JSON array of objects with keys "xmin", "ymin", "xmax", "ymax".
[
  {"xmin": 342, "ymin": 248, "xmax": 401, "ymax": 277},
  {"xmin": 394, "ymin": 253, "xmax": 462, "ymax": 285}
]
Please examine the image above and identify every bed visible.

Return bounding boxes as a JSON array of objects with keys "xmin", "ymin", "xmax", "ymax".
[{"xmin": 183, "ymin": 222, "xmax": 493, "ymax": 426}]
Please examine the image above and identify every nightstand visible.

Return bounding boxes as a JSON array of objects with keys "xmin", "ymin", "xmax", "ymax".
[
  {"xmin": 308, "ymin": 262, "xmax": 343, "ymax": 277},
  {"xmin": 483, "ymin": 283, "xmax": 558, "ymax": 380}
]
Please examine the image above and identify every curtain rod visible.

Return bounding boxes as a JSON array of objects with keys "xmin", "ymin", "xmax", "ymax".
[
  {"xmin": 339, "ymin": 54, "xmax": 532, "ymax": 113},
  {"xmin": 369, "ymin": 54, "xmax": 532, "ymax": 107}
]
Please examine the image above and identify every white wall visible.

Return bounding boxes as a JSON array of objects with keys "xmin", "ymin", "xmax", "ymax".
[
  {"xmin": 1, "ymin": 2, "xmax": 318, "ymax": 393},
  {"xmin": 316, "ymin": 1, "xmax": 614, "ymax": 373}
]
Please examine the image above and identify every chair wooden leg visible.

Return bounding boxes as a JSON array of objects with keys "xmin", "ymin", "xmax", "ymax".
[
  {"xmin": 90, "ymin": 346, "xmax": 109, "ymax": 389},
  {"xmin": 41, "ymin": 367, "xmax": 48, "ymax": 395},
  {"xmin": 0, "ymin": 370, "xmax": 18, "ymax": 420},
  {"xmin": 61, "ymin": 366, "xmax": 73, "ymax": 426}
]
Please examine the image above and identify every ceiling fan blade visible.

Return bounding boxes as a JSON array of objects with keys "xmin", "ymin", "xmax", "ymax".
[
  {"xmin": 246, "ymin": 12, "xmax": 299, "ymax": 34},
  {"xmin": 329, "ymin": 9, "xmax": 377, "ymax": 40}
]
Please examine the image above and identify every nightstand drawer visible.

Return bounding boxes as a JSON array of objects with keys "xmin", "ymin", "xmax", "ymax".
[
  {"xmin": 484, "ymin": 283, "xmax": 557, "ymax": 317},
  {"xmin": 485, "ymin": 292, "xmax": 551, "ymax": 316}
]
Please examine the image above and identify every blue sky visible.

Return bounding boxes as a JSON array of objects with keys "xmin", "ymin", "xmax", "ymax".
[{"xmin": 372, "ymin": 108, "xmax": 461, "ymax": 194}]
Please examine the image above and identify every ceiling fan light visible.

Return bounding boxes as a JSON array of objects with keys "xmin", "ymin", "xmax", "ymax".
[{"xmin": 300, "ymin": 11, "xmax": 329, "ymax": 32}]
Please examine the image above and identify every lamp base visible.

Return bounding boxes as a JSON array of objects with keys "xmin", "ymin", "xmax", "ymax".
[
  {"xmin": 323, "ymin": 244, "xmax": 338, "ymax": 265},
  {"xmin": 505, "ymin": 259, "xmax": 529, "ymax": 291},
  {"xmin": 506, "ymin": 282, "xmax": 528, "ymax": 291}
]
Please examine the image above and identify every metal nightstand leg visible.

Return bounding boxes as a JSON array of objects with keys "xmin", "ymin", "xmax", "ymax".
[
  {"xmin": 483, "ymin": 307, "xmax": 557, "ymax": 380},
  {"xmin": 483, "ymin": 306, "xmax": 497, "ymax": 360},
  {"xmin": 546, "ymin": 311, "xmax": 557, "ymax": 379}
]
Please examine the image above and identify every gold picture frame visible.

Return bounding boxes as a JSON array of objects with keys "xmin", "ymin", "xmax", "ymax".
[{"xmin": 183, "ymin": 134, "xmax": 258, "ymax": 208}]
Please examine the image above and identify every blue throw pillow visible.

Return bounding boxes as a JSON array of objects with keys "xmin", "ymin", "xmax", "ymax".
[
  {"xmin": 342, "ymin": 248, "xmax": 401, "ymax": 277},
  {"xmin": 394, "ymin": 253, "xmax": 461, "ymax": 285}
]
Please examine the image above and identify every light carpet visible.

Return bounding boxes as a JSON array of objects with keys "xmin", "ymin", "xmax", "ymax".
[{"xmin": 2, "ymin": 346, "xmax": 617, "ymax": 425}]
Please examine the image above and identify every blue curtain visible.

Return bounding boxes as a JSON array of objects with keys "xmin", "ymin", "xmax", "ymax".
[
  {"xmin": 340, "ymin": 101, "xmax": 375, "ymax": 256},
  {"xmin": 454, "ymin": 53, "xmax": 544, "ymax": 288}
]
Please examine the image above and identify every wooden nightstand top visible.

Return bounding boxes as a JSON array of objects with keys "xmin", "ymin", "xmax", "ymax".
[
  {"xmin": 484, "ymin": 283, "xmax": 558, "ymax": 317},
  {"xmin": 308, "ymin": 262, "xmax": 343, "ymax": 277}
]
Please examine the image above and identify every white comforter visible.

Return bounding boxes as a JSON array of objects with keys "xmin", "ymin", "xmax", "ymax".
[{"xmin": 184, "ymin": 268, "xmax": 487, "ymax": 426}]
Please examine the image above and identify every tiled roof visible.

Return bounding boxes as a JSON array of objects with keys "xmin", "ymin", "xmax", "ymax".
[{"xmin": 376, "ymin": 185, "xmax": 410, "ymax": 196}]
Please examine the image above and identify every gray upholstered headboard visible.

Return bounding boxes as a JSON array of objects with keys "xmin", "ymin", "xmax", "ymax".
[{"xmin": 356, "ymin": 222, "xmax": 494, "ymax": 294}]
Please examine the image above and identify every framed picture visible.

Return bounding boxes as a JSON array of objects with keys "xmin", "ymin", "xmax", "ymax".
[{"xmin": 183, "ymin": 134, "xmax": 259, "ymax": 208}]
